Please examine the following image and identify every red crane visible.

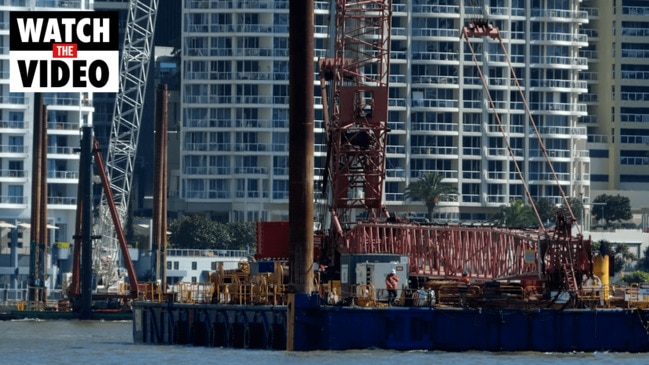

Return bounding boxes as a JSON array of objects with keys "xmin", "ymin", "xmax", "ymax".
[
  {"xmin": 261, "ymin": 4, "xmax": 593, "ymax": 300},
  {"xmin": 318, "ymin": 0, "xmax": 393, "ymax": 262}
]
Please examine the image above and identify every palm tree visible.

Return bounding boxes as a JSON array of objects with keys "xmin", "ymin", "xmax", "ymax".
[
  {"xmin": 404, "ymin": 172, "xmax": 457, "ymax": 221},
  {"xmin": 493, "ymin": 199, "xmax": 538, "ymax": 228}
]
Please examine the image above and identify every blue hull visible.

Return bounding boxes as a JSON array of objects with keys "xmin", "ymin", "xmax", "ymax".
[
  {"xmin": 298, "ymin": 306, "xmax": 649, "ymax": 352},
  {"xmin": 132, "ymin": 298, "xmax": 649, "ymax": 352}
]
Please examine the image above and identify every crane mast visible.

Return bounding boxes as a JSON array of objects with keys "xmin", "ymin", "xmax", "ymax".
[
  {"xmin": 319, "ymin": 0, "xmax": 393, "ymax": 236},
  {"xmin": 94, "ymin": 0, "xmax": 159, "ymax": 288}
]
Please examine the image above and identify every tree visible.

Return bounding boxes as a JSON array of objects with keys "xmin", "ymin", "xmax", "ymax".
[
  {"xmin": 564, "ymin": 197, "xmax": 584, "ymax": 223},
  {"xmin": 621, "ymin": 271, "xmax": 649, "ymax": 286},
  {"xmin": 228, "ymin": 222, "xmax": 256, "ymax": 251},
  {"xmin": 168, "ymin": 214, "xmax": 231, "ymax": 249},
  {"xmin": 493, "ymin": 199, "xmax": 538, "ymax": 228},
  {"xmin": 593, "ymin": 240, "xmax": 636, "ymax": 274},
  {"xmin": 592, "ymin": 240, "xmax": 614, "ymax": 257},
  {"xmin": 613, "ymin": 243, "xmax": 637, "ymax": 273},
  {"xmin": 404, "ymin": 172, "xmax": 457, "ymax": 221},
  {"xmin": 533, "ymin": 198, "xmax": 556, "ymax": 225},
  {"xmin": 592, "ymin": 194, "xmax": 632, "ymax": 226},
  {"xmin": 637, "ymin": 246, "xmax": 649, "ymax": 272}
]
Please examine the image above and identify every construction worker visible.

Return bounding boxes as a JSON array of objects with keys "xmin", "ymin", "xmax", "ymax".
[
  {"xmin": 458, "ymin": 271, "xmax": 470, "ymax": 307},
  {"xmin": 386, "ymin": 269, "xmax": 400, "ymax": 306}
]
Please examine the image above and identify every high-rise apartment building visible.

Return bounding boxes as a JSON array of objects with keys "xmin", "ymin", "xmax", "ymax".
[
  {"xmin": 178, "ymin": 0, "xmax": 590, "ymax": 224},
  {"xmin": 581, "ymin": 0, "xmax": 649, "ymax": 225},
  {"xmin": 0, "ymin": 1, "xmax": 94, "ymax": 290}
]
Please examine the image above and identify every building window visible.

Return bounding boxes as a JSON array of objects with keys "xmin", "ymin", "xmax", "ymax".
[
  {"xmin": 173, "ymin": 261, "xmax": 179, "ymax": 270},
  {"xmin": 7, "ymin": 185, "xmax": 23, "ymax": 203},
  {"xmin": 192, "ymin": 261, "xmax": 197, "ymax": 270},
  {"xmin": 167, "ymin": 261, "xmax": 172, "ymax": 270},
  {"xmin": 272, "ymin": 179, "xmax": 288, "ymax": 199}
]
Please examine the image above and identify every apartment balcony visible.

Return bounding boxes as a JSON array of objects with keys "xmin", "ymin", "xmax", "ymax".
[
  {"xmin": 486, "ymin": 147, "xmax": 524, "ymax": 159},
  {"xmin": 488, "ymin": 6, "xmax": 525, "ymax": 18},
  {"xmin": 0, "ymin": 144, "xmax": 27, "ymax": 157},
  {"xmin": 47, "ymin": 196, "xmax": 77, "ymax": 206},
  {"xmin": 0, "ymin": 169, "xmax": 27, "ymax": 181},
  {"xmin": 0, "ymin": 119, "xmax": 27, "ymax": 130},
  {"xmin": 528, "ymin": 172, "xmax": 571, "ymax": 184},
  {"xmin": 579, "ymin": 93, "xmax": 598, "ymax": 104},
  {"xmin": 620, "ymin": 135, "xmax": 649, "ymax": 145},
  {"xmin": 485, "ymin": 195, "xmax": 508, "ymax": 205},
  {"xmin": 621, "ymin": 92, "xmax": 649, "ymax": 102},
  {"xmin": 410, "ymin": 169, "xmax": 458, "ymax": 180},
  {"xmin": 234, "ymin": 143, "xmax": 269, "ymax": 152},
  {"xmin": 410, "ymin": 146, "xmax": 458, "ymax": 157},
  {"xmin": 621, "ymin": 27, "xmax": 649, "ymax": 38},
  {"xmin": 47, "ymin": 146, "xmax": 78, "ymax": 156},
  {"xmin": 621, "ymin": 49, "xmax": 649, "ymax": 59},
  {"xmin": 184, "ymin": 0, "xmax": 286, "ymax": 10},
  {"xmin": 579, "ymin": 71, "xmax": 598, "ymax": 83},
  {"xmin": 411, "ymin": 98, "xmax": 458, "ymax": 109},
  {"xmin": 183, "ymin": 142, "xmax": 231, "ymax": 152},
  {"xmin": 580, "ymin": 115, "xmax": 598, "ymax": 124},
  {"xmin": 183, "ymin": 166, "xmax": 232, "ymax": 176},
  {"xmin": 621, "ymin": 113, "xmax": 649, "ymax": 123},
  {"xmin": 411, "ymin": 51, "xmax": 458, "ymax": 62},
  {"xmin": 0, "ymin": 95, "xmax": 28, "ymax": 109},
  {"xmin": 535, "ymin": 126, "xmax": 587, "ymax": 139},
  {"xmin": 528, "ymin": 149, "xmax": 572, "ymax": 160},
  {"xmin": 581, "ymin": 29, "xmax": 598, "ymax": 42},
  {"xmin": 530, "ymin": 55, "xmax": 588, "ymax": 70},
  {"xmin": 411, "ymin": 4, "xmax": 460, "ymax": 15},
  {"xmin": 530, "ymin": 8, "xmax": 588, "ymax": 22},
  {"xmin": 485, "ymin": 170, "xmax": 508, "ymax": 182},
  {"xmin": 411, "ymin": 122, "xmax": 458, "ymax": 133},
  {"xmin": 233, "ymin": 166, "xmax": 268, "ymax": 175},
  {"xmin": 411, "ymin": 28, "xmax": 460, "ymax": 39},
  {"xmin": 0, "ymin": 195, "xmax": 27, "ymax": 206},
  {"xmin": 184, "ymin": 191, "xmax": 232, "ymax": 200},
  {"xmin": 462, "ymin": 170, "xmax": 481, "ymax": 181},
  {"xmin": 412, "ymin": 75, "xmax": 458, "ymax": 86},
  {"xmin": 234, "ymin": 191, "xmax": 269, "ymax": 199},
  {"xmin": 623, "ymin": 6, "xmax": 649, "ymax": 16},
  {"xmin": 581, "ymin": 7, "xmax": 599, "ymax": 19},
  {"xmin": 529, "ymin": 102, "xmax": 587, "ymax": 116},
  {"xmin": 47, "ymin": 170, "xmax": 79, "ymax": 180},
  {"xmin": 461, "ymin": 194, "xmax": 481, "ymax": 204},
  {"xmin": 621, "ymin": 71, "xmax": 649, "ymax": 81},
  {"xmin": 48, "ymin": 121, "xmax": 80, "ymax": 132},
  {"xmin": 529, "ymin": 79, "xmax": 587, "ymax": 91}
]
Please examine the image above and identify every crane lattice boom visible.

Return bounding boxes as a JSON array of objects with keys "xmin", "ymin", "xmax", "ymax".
[
  {"xmin": 319, "ymin": 0, "xmax": 393, "ymax": 229},
  {"xmin": 95, "ymin": 0, "xmax": 159, "ymax": 288}
]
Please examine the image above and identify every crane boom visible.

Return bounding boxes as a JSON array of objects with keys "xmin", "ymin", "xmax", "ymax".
[
  {"xmin": 95, "ymin": 0, "xmax": 159, "ymax": 288},
  {"xmin": 319, "ymin": 0, "xmax": 392, "ymax": 230}
]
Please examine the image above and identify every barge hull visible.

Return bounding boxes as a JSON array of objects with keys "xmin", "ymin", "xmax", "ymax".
[{"xmin": 132, "ymin": 297, "xmax": 649, "ymax": 352}]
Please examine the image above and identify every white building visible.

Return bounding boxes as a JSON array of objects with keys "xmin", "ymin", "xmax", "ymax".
[
  {"xmin": 177, "ymin": 0, "xmax": 590, "ymax": 224},
  {"xmin": 0, "ymin": 1, "xmax": 95, "ymax": 295}
]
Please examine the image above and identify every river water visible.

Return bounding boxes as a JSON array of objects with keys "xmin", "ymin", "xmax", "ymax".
[{"xmin": 0, "ymin": 319, "xmax": 646, "ymax": 365}]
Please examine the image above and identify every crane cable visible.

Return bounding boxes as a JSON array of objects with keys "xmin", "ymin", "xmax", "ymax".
[
  {"xmin": 462, "ymin": 24, "xmax": 581, "ymax": 237},
  {"xmin": 462, "ymin": 29, "xmax": 544, "ymax": 230},
  {"xmin": 495, "ymin": 36, "xmax": 581, "ymax": 237}
]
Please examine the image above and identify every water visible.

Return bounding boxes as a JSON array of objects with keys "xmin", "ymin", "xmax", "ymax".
[{"xmin": 0, "ymin": 319, "xmax": 646, "ymax": 365}]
